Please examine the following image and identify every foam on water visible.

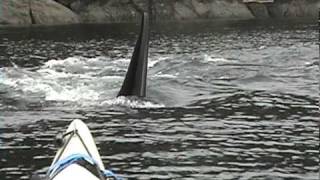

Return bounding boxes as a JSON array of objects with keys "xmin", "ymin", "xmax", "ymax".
[
  {"xmin": 148, "ymin": 55, "xmax": 171, "ymax": 68},
  {"xmin": 101, "ymin": 96, "xmax": 165, "ymax": 109},
  {"xmin": 203, "ymin": 54, "xmax": 229, "ymax": 63},
  {"xmin": 153, "ymin": 71, "xmax": 178, "ymax": 79},
  {"xmin": 0, "ymin": 56, "xmax": 165, "ymax": 108}
]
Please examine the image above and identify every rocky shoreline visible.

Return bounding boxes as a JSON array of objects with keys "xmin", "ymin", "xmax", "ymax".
[{"xmin": 0, "ymin": 0, "xmax": 319, "ymax": 25}]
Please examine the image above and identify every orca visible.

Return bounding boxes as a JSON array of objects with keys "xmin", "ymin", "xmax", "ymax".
[{"xmin": 117, "ymin": 12, "xmax": 150, "ymax": 97}]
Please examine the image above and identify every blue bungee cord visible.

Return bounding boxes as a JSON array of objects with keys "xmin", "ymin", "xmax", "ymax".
[
  {"xmin": 48, "ymin": 153, "xmax": 121, "ymax": 180},
  {"xmin": 103, "ymin": 169, "xmax": 122, "ymax": 180}
]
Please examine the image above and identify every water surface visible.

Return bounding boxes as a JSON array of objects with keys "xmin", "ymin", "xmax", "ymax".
[{"xmin": 0, "ymin": 21, "xmax": 318, "ymax": 179}]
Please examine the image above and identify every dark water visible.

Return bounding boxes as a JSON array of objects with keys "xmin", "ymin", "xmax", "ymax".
[{"xmin": 0, "ymin": 21, "xmax": 318, "ymax": 180}]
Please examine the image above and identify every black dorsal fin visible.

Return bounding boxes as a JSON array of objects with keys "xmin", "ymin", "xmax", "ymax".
[{"xmin": 117, "ymin": 12, "xmax": 150, "ymax": 97}]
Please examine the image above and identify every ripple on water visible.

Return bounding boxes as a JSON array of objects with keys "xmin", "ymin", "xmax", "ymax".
[{"xmin": 0, "ymin": 23, "xmax": 319, "ymax": 180}]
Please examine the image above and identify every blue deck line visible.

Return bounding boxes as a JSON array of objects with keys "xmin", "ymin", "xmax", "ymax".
[{"xmin": 48, "ymin": 153, "xmax": 121, "ymax": 180}]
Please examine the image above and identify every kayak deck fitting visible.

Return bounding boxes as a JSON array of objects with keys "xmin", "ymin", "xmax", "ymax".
[{"xmin": 32, "ymin": 119, "xmax": 120, "ymax": 180}]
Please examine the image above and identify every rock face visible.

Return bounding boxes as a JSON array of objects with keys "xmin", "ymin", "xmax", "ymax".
[
  {"xmin": 0, "ymin": 0, "xmax": 32, "ymax": 25},
  {"xmin": 208, "ymin": 0, "xmax": 254, "ymax": 19},
  {"xmin": 30, "ymin": 0, "xmax": 79, "ymax": 25},
  {"xmin": 77, "ymin": 0, "xmax": 318, "ymax": 23},
  {"xmin": 267, "ymin": 0, "xmax": 320, "ymax": 18},
  {"xmin": 174, "ymin": 1, "xmax": 198, "ymax": 20},
  {"xmin": 247, "ymin": 3, "xmax": 270, "ymax": 19},
  {"xmin": 79, "ymin": 0, "xmax": 138, "ymax": 23},
  {"xmin": 192, "ymin": 0, "xmax": 210, "ymax": 18},
  {"xmin": 55, "ymin": 0, "xmax": 75, "ymax": 7},
  {"xmin": 173, "ymin": 0, "xmax": 254, "ymax": 20},
  {"xmin": 243, "ymin": 0, "xmax": 320, "ymax": 19},
  {"xmin": 0, "ymin": 0, "xmax": 79, "ymax": 25},
  {"xmin": 0, "ymin": 0, "xmax": 319, "ymax": 25}
]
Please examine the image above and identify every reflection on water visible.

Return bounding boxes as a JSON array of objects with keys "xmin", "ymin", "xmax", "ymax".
[{"xmin": 0, "ymin": 21, "xmax": 318, "ymax": 179}]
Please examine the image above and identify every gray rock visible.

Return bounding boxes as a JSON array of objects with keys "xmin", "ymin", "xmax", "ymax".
[
  {"xmin": 287, "ymin": 0, "xmax": 320, "ymax": 18},
  {"xmin": 267, "ymin": 0, "xmax": 320, "ymax": 18},
  {"xmin": 1, "ymin": 0, "xmax": 319, "ymax": 25},
  {"xmin": 55, "ymin": 0, "xmax": 76, "ymax": 7},
  {"xmin": 70, "ymin": 0, "xmax": 92, "ymax": 13},
  {"xmin": 247, "ymin": 3, "xmax": 270, "ymax": 19},
  {"xmin": 174, "ymin": 1, "xmax": 198, "ymax": 20},
  {"xmin": 79, "ymin": 0, "xmax": 137, "ymax": 23},
  {"xmin": 191, "ymin": 0, "xmax": 210, "ymax": 18},
  {"xmin": 0, "ymin": 0, "xmax": 79, "ymax": 25},
  {"xmin": 208, "ymin": 0, "xmax": 254, "ymax": 20},
  {"xmin": 267, "ymin": 1, "xmax": 295, "ymax": 17},
  {"xmin": 70, "ymin": 0, "xmax": 85, "ymax": 13},
  {"xmin": 30, "ymin": 0, "xmax": 79, "ymax": 25},
  {"xmin": 152, "ymin": 0, "xmax": 175, "ymax": 21},
  {"xmin": 0, "ymin": 0, "xmax": 32, "ymax": 25}
]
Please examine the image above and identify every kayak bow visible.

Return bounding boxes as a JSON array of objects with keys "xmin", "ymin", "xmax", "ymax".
[{"xmin": 39, "ymin": 119, "xmax": 119, "ymax": 180}]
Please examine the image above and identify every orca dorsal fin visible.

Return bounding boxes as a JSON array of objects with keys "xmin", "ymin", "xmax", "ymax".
[{"xmin": 117, "ymin": 12, "xmax": 150, "ymax": 97}]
